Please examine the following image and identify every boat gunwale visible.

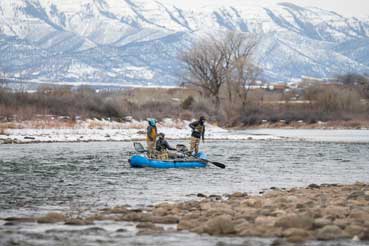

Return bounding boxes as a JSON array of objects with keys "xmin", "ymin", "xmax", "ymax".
[{"xmin": 144, "ymin": 158, "xmax": 207, "ymax": 164}]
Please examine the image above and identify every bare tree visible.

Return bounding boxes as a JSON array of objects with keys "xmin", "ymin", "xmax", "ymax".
[
  {"xmin": 336, "ymin": 73, "xmax": 369, "ymax": 99},
  {"xmin": 230, "ymin": 58, "xmax": 261, "ymax": 110},
  {"xmin": 181, "ymin": 37, "xmax": 226, "ymax": 108},
  {"xmin": 222, "ymin": 32, "xmax": 257, "ymax": 105},
  {"xmin": 0, "ymin": 71, "xmax": 8, "ymax": 89},
  {"xmin": 180, "ymin": 31, "xmax": 258, "ymax": 110}
]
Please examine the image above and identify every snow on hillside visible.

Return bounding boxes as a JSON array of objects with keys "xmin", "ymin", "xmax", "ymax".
[{"xmin": 0, "ymin": 0, "xmax": 369, "ymax": 85}]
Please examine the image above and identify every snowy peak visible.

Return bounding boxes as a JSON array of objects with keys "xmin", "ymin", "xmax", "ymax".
[{"xmin": 1, "ymin": 0, "xmax": 369, "ymax": 85}]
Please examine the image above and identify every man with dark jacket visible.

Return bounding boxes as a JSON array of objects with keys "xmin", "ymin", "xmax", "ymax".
[
  {"xmin": 156, "ymin": 133, "xmax": 176, "ymax": 160},
  {"xmin": 189, "ymin": 116, "xmax": 206, "ymax": 155}
]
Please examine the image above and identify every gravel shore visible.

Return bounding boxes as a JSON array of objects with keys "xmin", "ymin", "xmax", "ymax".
[{"xmin": 3, "ymin": 183, "xmax": 369, "ymax": 243}]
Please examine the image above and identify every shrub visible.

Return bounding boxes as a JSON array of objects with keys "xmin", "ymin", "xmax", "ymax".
[{"xmin": 181, "ymin": 96, "xmax": 195, "ymax": 110}]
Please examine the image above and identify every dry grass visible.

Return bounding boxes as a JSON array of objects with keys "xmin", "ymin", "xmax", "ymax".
[
  {"xmin": 121, "ymin": 87, "xmax": 199, "ymax": 105},
  {"xmin": 11, "ymin": 120, "xmax": 77, "ymax": 129},
  {"xmin": 0, "ymin": 126, "xmax": 4, "ymax": 135},
  {"xmin": 0, "ymin": 84, "xmax": 368, "ymax": 128},
  {"xmin": 0, "ymin": 122, "xmax": 17, "ymax": 134}
]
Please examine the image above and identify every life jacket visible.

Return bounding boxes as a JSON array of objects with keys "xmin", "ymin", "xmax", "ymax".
[
  {"xmin": 192, "ymin": 123, "xmax": 204, "ymax": 139},
  {"xmin": 146, "ymin": 126, "xmax": 157, "ymax": 142},
  {"xmin": 156, "ymin": 139, "xmax": 168, "ymax": 152}
]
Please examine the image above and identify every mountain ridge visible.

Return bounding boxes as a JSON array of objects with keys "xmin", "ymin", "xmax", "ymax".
[{"xmin": 1, "ymin": 0, "xmax": 369, "ymax": 86}]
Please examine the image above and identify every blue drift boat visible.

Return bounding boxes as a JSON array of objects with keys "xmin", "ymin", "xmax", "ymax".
[{"xmin": 129, "ymin": 152, "xmax": 208, "ymax": 168}]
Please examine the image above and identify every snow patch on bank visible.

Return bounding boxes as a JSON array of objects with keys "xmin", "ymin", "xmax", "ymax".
[{"xmin": 0, "ymin": 118, "xmax": 282, "ymax": 144}]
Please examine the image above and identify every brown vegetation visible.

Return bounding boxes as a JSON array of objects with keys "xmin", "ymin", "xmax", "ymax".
[
  {"xmin": 0, "ymin": 85, "xmax": 210, "ymax": 123},
  {"xmin": 0, "ymin": 79, "xmax": 369, "ymax": 128},
  {"xmin": 179, "ymin": 31, "xmax": 369, "ymax": 127}
]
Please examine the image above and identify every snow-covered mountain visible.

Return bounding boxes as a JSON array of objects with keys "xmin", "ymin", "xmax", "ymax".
[{"xmin": 0, "ymin": 0, "xmax": 369, "ymax": 85}]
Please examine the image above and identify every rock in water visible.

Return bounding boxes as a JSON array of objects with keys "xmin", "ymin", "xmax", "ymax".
[
  {"xmin": 316, "ymin": 225, "xmax": 345, "ymax": 240},
  {"xmin": 203, "ymin": 215, "xmax": 235, "ymax": 235}
]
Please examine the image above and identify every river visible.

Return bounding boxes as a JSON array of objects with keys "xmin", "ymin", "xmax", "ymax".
[{"xmin": 1, "ymin": 130, "xmax": 369, "ymax": 245}]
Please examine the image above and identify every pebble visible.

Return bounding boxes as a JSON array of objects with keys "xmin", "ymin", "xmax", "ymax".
[{"xmin": 9, "ymin": 183, "xmax": 369, "ymax": 242}]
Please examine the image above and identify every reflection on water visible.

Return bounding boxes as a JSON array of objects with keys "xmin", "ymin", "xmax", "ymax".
[{"xmin": 0, "ymin": 137, "xmax": 369, "ymax": 245}]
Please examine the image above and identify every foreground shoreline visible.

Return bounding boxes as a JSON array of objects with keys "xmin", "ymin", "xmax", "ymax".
[{"xmin": 2, "ymin": 183, "xmax": 369, "ymax": 243}]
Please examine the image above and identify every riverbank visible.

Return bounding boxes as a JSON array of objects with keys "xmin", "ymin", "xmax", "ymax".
[
  {"xmin": 243, "ymin": 119, "xmax": 369, "ymax": 130},
  {"xmin": 2, "ymin": 118, "xmax": 369, "ymax": 144},
  {"xmin": 1, "ymin": 183, "xmax": 368, "ymax": 244},
  {"xmin": 0, "ymin": 118, "xmax": 284, "ymax": 144}
]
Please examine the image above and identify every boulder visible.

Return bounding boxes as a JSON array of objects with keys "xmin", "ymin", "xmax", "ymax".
[
  {"xmin": 228, "ymin": 192, "xmax": 248, "ymax": 199},
  {"xmin": 152, "ymin": 207, "xmax": 168, "ymax": 217},
  {"xmin": 208, "ymin": 194, "xmax": 222, "ymax": 200},
  {"xmin": 191, "ymin": 226, "xmax": 205, "ymax": 234},
  {"xmin": 333, "ymin": 218, "xmax": 350, "ymax": 228},
  {"xmin": 236, "ymin": 207, "xmax": 259, "ymax": 221},
  {"xmin": 275, "ymin": 214, "xmax": 314, "ymax": 230},
  {"xmin": 200, "ymin": 202, "xmax": 212, "ymax": 211},
  {"xmin": 316, "ymin": 225, "xmax": 346, "ymax": 240},
  {"xmin": 323, "ymin": 206, "xmax": 349, "ymax": 219},
  {"xmin": 286, "ymin": 195, "xmax": 299, "ymax": 203},
  {"xmin": 65, "ymin": 218, "xmax": 93, "ymax": 225},
  {"xmin": 270, "ymin": 209, "xmax": 287, "ymax": 217},
  {"xmin": 151, "ymin": 215, "xmax": 179, "ymax": 224},
  {"xmin": 117, "ymin": 212, "xmax": 152, "ymax": 222},
  {"xmin": 137, "ymin": 225, "xmax": 164, "ymax": 235},
  {"xmin": 283, "ymin": 228, "xmax": 312, "ymax": 243},
  {"xmin": 360, "ymin": 228, "xmax": 369, "ymax": 240},
  {"xmin": 313, "ymin": 217, "xmax": 332, "ymax": 228},
  {"xmin": 234, "ymin": 220, "xmax": 251, "ymax": 233},
  {"xmin": 182, "ymin": 212, "xmax": 201, "ymax": 220},
  {"xmin": 203, "ymin": 215, "xmax": 235, "ymax": 235},
  {"xmin": 349, "ymin": 210, "xmax": 369, "ymax": 223},
  {"xmin": 239, "ymin": 225, "xmax": 282, "ymax": 237},
  {"xmin": 204, "ymin": 203, "xmax": 234, "ymax": 217},
  {"xmin": 177, "ymin": 219, "xmax": 201, "ymax": 231},
  {"xmin": 105, "ymin": 206, "xmax": 129, "ymax": 214},
  {"xmin": 308, "ymin": 184, "xmax": 320, "ymax": 189},
  {"xmin": 136, "ymin": 222, "xmax": 156, "ymax": 229},
  {"xmin": 254, "ymin": 216, "xmax": 276, "ymax": 227},
  {"xmin": 37, "ymin": 213, "xmax": 65, "ymax": 223},
  {"xmin": 241, "ymin": 198, "xmax": 263, "ymax": 208},
  {"xmin": 347, "ymin": 191, "xmax": 366, "ymax": 200},
  {"xmin": 5, "ymin": 217, "xmax": 36, "ymax": 223},
  {"xmin": 116, "ymin": 228, "xmax": 127, "ymax": 233},
  {"xmin": 344, "ymin": 224, "xmax": 364, "ymax": 237}
]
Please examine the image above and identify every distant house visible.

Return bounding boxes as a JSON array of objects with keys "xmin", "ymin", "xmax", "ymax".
[{"xmin": 272, "ymin": 84, "xmax": 288, "ymax": 91}]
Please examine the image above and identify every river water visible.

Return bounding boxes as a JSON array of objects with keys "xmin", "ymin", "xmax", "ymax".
[{"xmin": 1, "ymin": 130, "xmax": 369, "ymax": 246}]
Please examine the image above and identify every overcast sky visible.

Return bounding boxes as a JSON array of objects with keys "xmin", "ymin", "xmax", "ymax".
[{"xmin": 162, "ymin": 0, "xmax": 369, "ymax": 17}]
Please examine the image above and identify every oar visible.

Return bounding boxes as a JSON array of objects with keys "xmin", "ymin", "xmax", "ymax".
[
  {"xmin": 176, "ymin": 144, "xmax": 226, "ymax": 169},
  {"xmin": 198, "ymin": 158, "xmax": 226, "ymax": 169}
]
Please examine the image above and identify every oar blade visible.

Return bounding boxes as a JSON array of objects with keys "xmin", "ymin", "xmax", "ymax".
[
  {"xmin": 211, "ymin": 161, "xmax": 226, "ymax": 169},
  {"xmin": 199, "ymin": 158, "xmax": 226, "ymax": 169}
]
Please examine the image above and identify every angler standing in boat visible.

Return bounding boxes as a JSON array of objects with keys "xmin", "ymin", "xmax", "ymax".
[
  {"xmin": 189, "ymin": 116, "xmax": 206, "ymax": 155},
  {"xmin": 146, "ymin": 118, "xmax": 157, "ymax": 158},
  {"xmin": 156, "ymin": 133, "xmax": 176, "ymax": 160}
]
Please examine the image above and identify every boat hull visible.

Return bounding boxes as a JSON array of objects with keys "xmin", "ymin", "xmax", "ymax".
[{"xmin": 129, "ymin": 152, "xmax": 208, "ymax": 168}]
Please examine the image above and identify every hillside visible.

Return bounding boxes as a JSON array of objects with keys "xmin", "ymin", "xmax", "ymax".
[{"xmin": 1, "ymin": 0, "xmax": 369, "ymax": 86}]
